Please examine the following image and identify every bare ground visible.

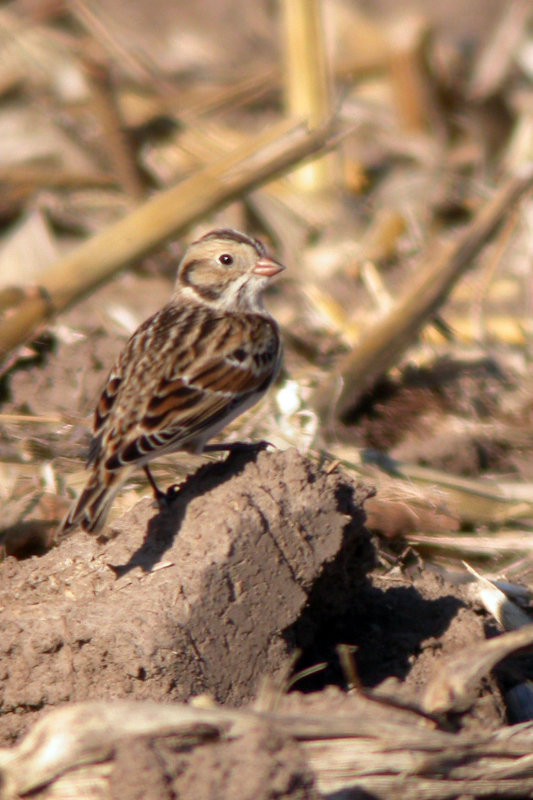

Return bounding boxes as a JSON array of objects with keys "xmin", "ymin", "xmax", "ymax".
[{"xmin": 0, "ymin": 443, "xmax": 504, "ymax": 751}]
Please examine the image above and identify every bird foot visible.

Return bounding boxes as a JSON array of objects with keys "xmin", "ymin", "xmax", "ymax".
[
  {"xmin": 151, "ymin": 483, "xmax": 181, "ymax": 511},
  {"xmin": 144, "ymin": 465, "xmax": 182, "ymax": 510},
  {"xmin": 165, "ymin": 483, "xmax": 181, "ymax": 502}
]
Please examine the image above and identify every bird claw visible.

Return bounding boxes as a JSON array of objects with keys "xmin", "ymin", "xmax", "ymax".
[
  {"xmin": 255, "ymin": 439, "xmax": 274, "ymax": 451},
  {"xmin": 152, "ymin": 484, "xmax": 181, "ymax": 512},
  {"xmin": 165, "ymin": 483, "xmax": 181, "ymax": 501}
]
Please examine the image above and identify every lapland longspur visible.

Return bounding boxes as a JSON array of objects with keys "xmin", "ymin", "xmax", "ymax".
[{"xmin": 60, "ymin": 229, "xmax": 284, "ymax": 533}]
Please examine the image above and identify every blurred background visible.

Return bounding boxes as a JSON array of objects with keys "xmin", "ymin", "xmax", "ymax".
[{"xmin": 0, "ymin": 0, "xmax": 533, "ymax": 593}]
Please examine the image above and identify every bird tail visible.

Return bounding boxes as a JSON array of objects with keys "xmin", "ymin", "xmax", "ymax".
[{"xmin": 59, "ymin": 467, "xmax": 130, "ymax": 534}]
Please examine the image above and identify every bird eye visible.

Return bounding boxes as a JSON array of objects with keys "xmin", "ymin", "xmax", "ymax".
[{"xmin": 218, "ymin": 253, "xmax": 234, "ymax": 266}]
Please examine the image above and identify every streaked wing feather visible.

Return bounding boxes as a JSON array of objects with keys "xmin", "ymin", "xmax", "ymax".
[
  {"xmin": 87, "ymin": 307, "xmax": 175, "ymax": 465},
  {"xmin": 101, "ymin": 310, "xmax": 280, "ymax": 470},
  {"xmin": 88, "ymin": 374, "xmax": 123, "ymax": 465}
]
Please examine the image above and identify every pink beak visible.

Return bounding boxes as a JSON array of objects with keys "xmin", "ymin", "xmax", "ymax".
[{"xmin": 252, "ymin": 257, "xmax": 286, "ymax": 277}]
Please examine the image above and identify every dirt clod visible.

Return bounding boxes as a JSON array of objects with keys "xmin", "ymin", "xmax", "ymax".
[{"xmin": 0, "ymin": 448, "xmax": 371, "ymax": 744}]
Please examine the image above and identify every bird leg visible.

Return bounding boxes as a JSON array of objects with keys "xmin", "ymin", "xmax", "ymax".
[
  {"xmin": 144, "ymin": 465, "xmax": 166, "ymax": 502},
  {"xmin": 144, "ymin": 465, "xmax": 182, "ymax": 507}
]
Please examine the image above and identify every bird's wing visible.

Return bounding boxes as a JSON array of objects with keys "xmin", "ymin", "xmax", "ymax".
[
  {"xmin": 87, "ymin": 311, "xmax": 159, "ymax": 465},
  {"xmin": 99, "ymin": 308, "xmax": 280, "ymax": 471},
  {"xmin": 88, "ymin": 370, "xmax": 125, "ymax": 465}
]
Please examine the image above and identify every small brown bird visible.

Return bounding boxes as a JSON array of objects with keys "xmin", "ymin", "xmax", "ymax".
[{"xmin": 60, "ymin": 229, "xmax": 284, "ymax": 533}]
